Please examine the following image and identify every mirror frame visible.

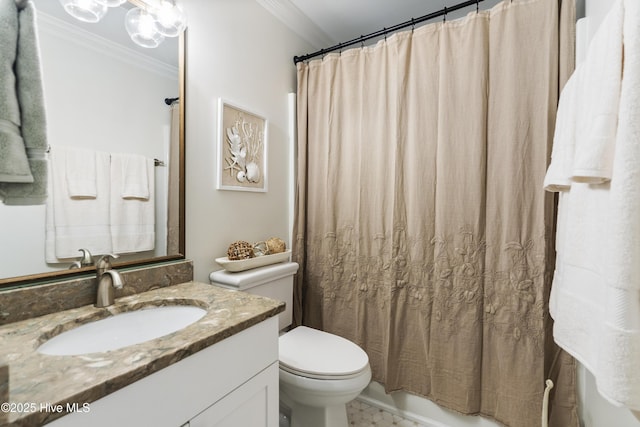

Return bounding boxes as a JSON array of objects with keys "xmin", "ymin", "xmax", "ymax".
[{"xmin": 0, "ymin": 31, "xmax": 186, "ymax": 290}]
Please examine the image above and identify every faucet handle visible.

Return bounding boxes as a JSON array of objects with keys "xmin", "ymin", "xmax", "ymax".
[
  {"xmin": 95, "ymin": 254, "xmax": 120, "ymax": 272},
  {"xmin": 77, "ymin": 249, "xmax": 94, "ymax": 266}
]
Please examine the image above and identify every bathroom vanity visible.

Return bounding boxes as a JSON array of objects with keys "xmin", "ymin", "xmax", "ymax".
[{"xmin": 0, "ymin": 280, "xmax": 284, "ymax": 427}]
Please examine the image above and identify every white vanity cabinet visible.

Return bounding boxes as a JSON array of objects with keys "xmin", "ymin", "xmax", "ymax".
[
  {"xmin": 186, "ymin": 363, "xmax": 278, "ymax": 427},
  {"xmin": 48, "ymin": 316, "xmax": 279, "ymax": 427}
]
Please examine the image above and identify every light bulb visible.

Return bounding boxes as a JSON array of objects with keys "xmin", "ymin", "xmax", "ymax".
[
  {"xmin": 151, "ymin": 0, "xmax": 187, "ymax": 37},
  {"xmin": 59, "ymin": 0, "xmax": 107, "ymax": 23},
  {"xmin": 125, "ymin": 7, "xmax": 165, "ymax": 48}
]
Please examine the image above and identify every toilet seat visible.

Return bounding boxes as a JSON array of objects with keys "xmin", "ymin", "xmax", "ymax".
[{"xmin": 279, "ymin": 326, "xmax": 369, "ymax": 380}]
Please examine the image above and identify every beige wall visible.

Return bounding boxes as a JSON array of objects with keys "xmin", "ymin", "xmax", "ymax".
[{"xmin": 183, "ymin": 0, "xmax": 312, "ymax": 282}]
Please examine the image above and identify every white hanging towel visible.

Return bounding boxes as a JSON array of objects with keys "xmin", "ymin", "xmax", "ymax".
[
  {"xmin": 120, "ymin": 153, "xmax": 149, "ymax": 199},
  {"xmin": 110, "ymin": 153, "xmax": 155, "ymax": 254},
  {"xmin": 45, "ymin": 146, "xmax": 112, "ymax": 262},
  {"xmin": 65, "ymin": 147, "xmax": 97, "ymax": 198},
  {"xmin": 570, "ymin": 0, "xmax": 623, "ymax": 183},
  {"xmin": 543, "ymin": 66, "xmax": 583, "ymax": 192},
  {"xmin": 545, "ymin": 0, "xmax": 640, "ymax": 410}
]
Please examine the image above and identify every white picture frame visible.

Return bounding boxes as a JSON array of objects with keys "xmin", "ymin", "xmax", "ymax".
[{"xmin": 216, "ymin": 98, "xmax": 268, "ymax": 192}]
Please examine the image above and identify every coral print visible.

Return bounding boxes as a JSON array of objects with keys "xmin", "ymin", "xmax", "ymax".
[{"xmin": 217, "ymin": 99, "xmax": 267, "ymax": 192}]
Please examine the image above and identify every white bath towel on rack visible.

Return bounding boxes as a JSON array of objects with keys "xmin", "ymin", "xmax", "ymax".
[
  {"xmin": 45, "ymin": 146, "xmax": 112, "ymax": 262},
  {"xmin": 110, "ymin": 154, "xmax": 155, "ymax": 254},
  {"xmin": 119, "ymin": 153, "xmax": 149, "ymax": 200},
  {"xmin": 570, "ymin": 0, "xmax": 623, "ymax": 183},
  {"xmin": 65, "ymin": 147, "xmax": 96, "ymax": 198},
  {"xmin": 545, "ymin": 0, "xmax": 640, "ymax": 410},
  {"xmin": 543, "ymin": 66, "xmax": 583, "ymax": 192}
]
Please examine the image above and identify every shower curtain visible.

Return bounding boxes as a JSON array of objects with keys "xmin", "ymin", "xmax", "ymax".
[
  {"xmin": 166, "ymin": 100, "xmax": 180, "ymax": 255},
  {"xmin": 293, "ymin": 0, "xmax": 578, "ymax": 426}
]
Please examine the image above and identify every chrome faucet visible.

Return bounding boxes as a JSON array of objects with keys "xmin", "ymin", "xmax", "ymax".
[
  {"xmin": 95, "ymin": 254, "xmax": 124, "ymax": 308},
  {"xmin": 78, "ymin": 248, "xmax": 94, "ymax": 266},
  {"xmin": 69, "ymin": 248, "xmax": 95, "ymax": 269}
]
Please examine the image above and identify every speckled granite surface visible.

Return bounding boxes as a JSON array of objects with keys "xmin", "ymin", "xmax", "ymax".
[
  {"xmin": 0, "ymin": 261, "xmax": 194, "ymax": 326},
  {"xmin": 0, "ymin": 281, "xmax": 284, "ymax": 427}
]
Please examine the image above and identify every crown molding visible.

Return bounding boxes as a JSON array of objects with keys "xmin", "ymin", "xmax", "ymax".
[
  {"xmin": 255, "ymin": 0, "xmax": 334, "ymax": 50},
  {"xmin": 37, "ymin": 12, "xmax": 178, "ymax": 80}
]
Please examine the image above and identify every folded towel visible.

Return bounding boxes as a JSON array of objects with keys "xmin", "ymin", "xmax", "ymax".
[
  {"xmin": 0, "ymin": 0, "xmax": 32, "ymax": 184},
  {"xmin": 110, "ymin": 155, "xmax": 155, "ymax": 254},
  {"xmin": 65, "ymin": 148, "xmax": 96, "ymax": 198},
  {"xmin": 117, "ymin": 153, "xmax": 149, "ymax": 200},
  {"xmin": 571, "ymin": 0, "xmax": 623, "ymax": 183},
  {"xmin": 0, "ymin": 155, "xmax": 47, "ymax": 205},
  {"xmin": 598, "ymin": 0, "xmax": 640, "ymax": 409},
  {"xmin": 543, "ymin": 66, "xmax": 583, "ymax": 192},
  {"xmin": 547, "ymin": 0, "xmax": 640, "ymax": 410},
  {"xmin": 45, "ymin": 147, "xmax": 111, "ymax": 262},
  {"xmin": 0, "ymin": 120, "xmax": 31, "ymax": 184},
  {"xmin": 16, "ymin": 2, "xmax": 48, "ymax": 156},
  {"xmin": 0, "ymin": 1, "xmax": 49, "ymax": 204}
]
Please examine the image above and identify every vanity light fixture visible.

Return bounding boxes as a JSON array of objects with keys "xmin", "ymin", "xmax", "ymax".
[
  {"xmin": 95, "ymin": 0, "xmax": 128, "ymax": 6},
  {"xmin": 125, "ymin": 7, "xmax": 165, "ymax": 48},
  {"xmin": 58, "ymin": 0, "xmax": 187, "ymax": 48},
  {"xmin": 150, "ymin": 0, "xmax": 187, "ymax": 37},
  {"xmin": 58, "ymin": 0, "xmax": 108, "ymax": 23}
]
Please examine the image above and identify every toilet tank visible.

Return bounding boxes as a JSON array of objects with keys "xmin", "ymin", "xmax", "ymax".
[{"xmin": 209, "ymin": 262, "xmax": 299, "ymax": 331}]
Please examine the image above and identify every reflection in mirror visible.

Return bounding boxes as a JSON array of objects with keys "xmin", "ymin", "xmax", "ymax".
[{"xmin": 0, "ymin": 0, "xmax": 184, "ymax": 287}]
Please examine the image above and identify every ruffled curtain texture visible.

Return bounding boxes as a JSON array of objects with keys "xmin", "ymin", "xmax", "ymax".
[{"xmin": 293, "ymin": 0, "xmax": 579, "ymax": 426}]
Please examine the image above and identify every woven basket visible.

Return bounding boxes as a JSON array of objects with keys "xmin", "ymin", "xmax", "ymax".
[
  {"xmin": 265, "ymin": 237, "xmax": 286, "ymax": 254},
  {"xmin": 227, "ymin": 240, "xmax": 255, "ymax": 260}
]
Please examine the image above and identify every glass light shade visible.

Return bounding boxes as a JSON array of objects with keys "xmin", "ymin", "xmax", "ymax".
[
  {"xmin": 95, "ymin": 0, "xmax": 127, "ymax": 6},
  {"xmin": 125, "ymin": 7, "xmax": 165, "ymax": 48},
  {"xmin": 58, "ymin": 0, "xmax": 107, "ymax": 23},
  {"xmin": 150, "ymin": 0, "xmax": 187, "ymax": 37}
]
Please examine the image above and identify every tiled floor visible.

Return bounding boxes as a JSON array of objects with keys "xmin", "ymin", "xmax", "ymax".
[{"xmin": 347, "ymin": 400, "xmax": 427, "ymax": 427}]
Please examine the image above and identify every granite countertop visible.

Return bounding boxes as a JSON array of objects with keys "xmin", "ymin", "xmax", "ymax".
[{"xmin": 0, "ymin": 281, "xmax": 284, "ymax": 427}]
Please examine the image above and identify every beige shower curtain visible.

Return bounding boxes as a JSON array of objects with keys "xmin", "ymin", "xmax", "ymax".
[
  {"xmin": 166, "ymin": 101, "xmax": 180, "ymax": 255},
  {"xmin": 293, "ymin": 0, "xmax": 578, "ymax": 426}
]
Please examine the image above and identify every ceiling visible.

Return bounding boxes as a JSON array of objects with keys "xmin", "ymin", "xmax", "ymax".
[
  {"xmin": 258, "ymin": 0, "xmax": 503, "ymax": 51},
  {"xmin": 36, "ymin": 1, "xmax": 506, "ymax": 67},
  {"xmin": 34, "ymin": 0, "xmax": 178, "ymax": 67}
]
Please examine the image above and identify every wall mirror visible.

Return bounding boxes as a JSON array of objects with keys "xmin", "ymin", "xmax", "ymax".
[{"xmin": 0, "ymin": 0, "xmax": 185, "ymax": 289}]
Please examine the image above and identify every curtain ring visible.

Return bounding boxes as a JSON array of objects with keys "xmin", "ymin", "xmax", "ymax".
[
  {"xmin": 443, "ymin": 6, "xmax": 447, "ymax": 22},
  {"xmin": 476, "ymin": 0, "xmax": 479, "ymax": 13},
  {"xmin": 384, "ymin": 28, "xmax": 387, "ymax": 42},
  {"xmin": 361, "ymin": 36, "xmax": 365, "ymax": 49},
  {"xmin": 411, "ymin": 18, "xmax": 415, "ymax": 32}
]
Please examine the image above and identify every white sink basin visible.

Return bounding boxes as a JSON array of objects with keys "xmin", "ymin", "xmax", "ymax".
[{"xmin": 37, "ymin": 306, "xmax": 207, "ymax": 356}]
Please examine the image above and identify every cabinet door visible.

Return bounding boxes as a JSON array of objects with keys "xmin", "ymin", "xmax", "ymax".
[{"xmin": 189, "ymin": 362, "xmax": 279, "ymax": 427}]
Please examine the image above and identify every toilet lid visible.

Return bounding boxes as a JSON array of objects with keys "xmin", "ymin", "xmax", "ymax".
[{"xmin": 279, "ymin": 326, "xmax": 369, "ymax": 378}]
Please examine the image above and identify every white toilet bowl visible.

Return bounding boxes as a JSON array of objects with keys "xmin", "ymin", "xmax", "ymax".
[
  {"xmin": 210, "ymin": 263, "xmax": 371, "ymax": 427},
  {"xmin": 278, "ymin": 326, "xmax": 371, "ymax": 427}
]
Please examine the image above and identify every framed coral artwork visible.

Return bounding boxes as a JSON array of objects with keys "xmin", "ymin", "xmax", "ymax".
[{"xmin": 216, "ymin": 98, "xmax": 268, "ymax": 192}]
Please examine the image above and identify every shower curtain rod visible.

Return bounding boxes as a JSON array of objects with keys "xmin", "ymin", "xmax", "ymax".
[{"xmin": 293, "ymin": 0, "xmax": 488, "ymax": 64}]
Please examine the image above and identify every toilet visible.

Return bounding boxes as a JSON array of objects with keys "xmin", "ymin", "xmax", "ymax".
[{"xmin": 210, "ymin": 262, "xmax": 371, "ymax": 427}]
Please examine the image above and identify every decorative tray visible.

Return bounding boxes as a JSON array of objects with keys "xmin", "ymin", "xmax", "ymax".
[{"xmin": 215, "ymin": 250, "xmax": 292, "ymax": 272}]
